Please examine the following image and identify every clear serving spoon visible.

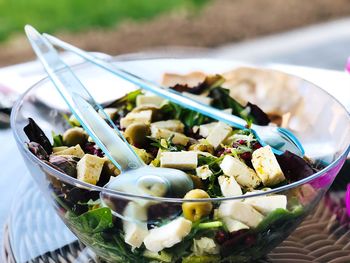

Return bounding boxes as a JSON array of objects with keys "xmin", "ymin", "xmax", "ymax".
[
  {"xmin": 25, "ymin": 25, "xmax": 194, "ymax": 199},
  {"xmin": 44, "ymin": 33, "xmax": 305, "ymax": 157},
  {"xmin": 344, "ymin": 57, "xmax": 350, "ymax": 218}
]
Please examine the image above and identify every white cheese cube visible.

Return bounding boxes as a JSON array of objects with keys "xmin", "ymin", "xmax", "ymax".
[
  {"xmin": 52, "ymin": 146, "xmax": 68, "ymax": 153},
  {"xmin": 123, "ymin": 222, "xmax": 149, "ymax": 249},
  {"xmin": 244, "ymin": 195, "xmax": 287, "ymax": 215},
  {"xmin": 98, "ymin": 108, "xmax": 118, "ymax": 119},
  {"xmin": 220, "ymin": 155, "xmax": 261, "ymax": 188},
  {"xmin": 198, "ymin": 122, "xmax": 217, "ymax": 138},
  {"xmin": 196, "ymin": 165, "xmax": 213, "ymax": 180},
  {"xmin": 151, "ymin": 120, "xmax": 184, "ymax": 133},
  {"xmin": 160, "ymin": 151, "xmax": 198, "ymax": 170},
  {"xmin": 222, "ymin": 217, "xmax": 249, "ymax": 232},
  {"xmin": 206, "ymin": 122, "xmax": 232, "ymax": 149},
  {"xmin": 223, "ymin": 108, "xmax": 233, "ymax": 114},
  {"xmin": 120, "ymin": 110, "xmax": 152, "ymax": 128},
  {"xmin": 182, "ymin": 92, "xmax": 213, "ymax": 105},
  {"xmin": 251, "ymin": 145, "xmax": 285, "ymax": 186},
  {"xmin": 53, "ymin": 144, "xmax": 85, "ymax": 158},
  {"xmin": 76, "ymin": 154, "xmax": 105, "ymax": 185},
  {"xmin": 136, "ymin": 95, "xmax": 166, "ymax": 107},
  {"xmin": 123, "ymin": 202, "xmax": 149, "ymax": 248},
  {"xmin": 144, "ymin": 217, "xmax": 192, "ymax": 252},
  {"xmin": 151, "ymin": 127, "xmax": 189, "ymax": 146},
  {"xmin": 218, "ymin": 175, "xmax": 242, "ymax": 197},
  {"xmin": 218, "ymin": 201, "xmax": 264, "ymax": 228},
  {"xmin": 192, "ymin": 237, "xmax": 219, "ymax": 256}
]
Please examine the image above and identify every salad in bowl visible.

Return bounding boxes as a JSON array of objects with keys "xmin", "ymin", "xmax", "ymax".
[{"xmin": 11, "ymin": 58, "xmax": 350, "ymax": 262}]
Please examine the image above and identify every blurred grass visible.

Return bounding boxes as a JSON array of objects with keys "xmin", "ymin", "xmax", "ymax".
[{"xmin": 0, "ymin": 0, "xmax": 208, "ymax": 41}]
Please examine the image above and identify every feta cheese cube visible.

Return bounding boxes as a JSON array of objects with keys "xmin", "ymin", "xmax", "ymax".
[
  {"xmin": 144, "ymin": 217, "xmax": 192, "ymax": 252},
  {"xmin": 192, "ymin": 237, "xmax": 219, "ymax": 256},
  {"xmin": 223, "ymin": 108, "xmax": 233, "ymax": 114},
  {"xmin": 52, "ymin": 146, "xmax": 68, "ymax": 153},
  {"xmin": 218, "ymin": 175, "xmax": 242, "ymax": 197},
  {"xmin": 182, "ymin": 92, "xmax": 213, "ymax": 105},
  {"xmin": 198, "ymin": 122, "xmax": 217, "ymax": 138},
  {"xmin": 53, "ymin": 144, "xmax": 85, "ymax": 158},
  {"xmin": 222, "ymin": 217, "xmax": 249, "ymax": 232},
  {"xmin": 98, "ymin": 108, "xmax": 118, "ymax": 120},
  {"xmin": 160, "ymin": 151, "xmax": 198, "ymax": 170},
  {"xmin": 244, "ymin": 195, "xmax": 287, "ymax": 215},
  {"xmin": 218, "ymin": 201, "xmax": 264, "ymax": 228},
  {"xmin": 151, "ymin": 120, "xmax": 184, "ymax": 133},
  {"xmin": 196, "ymin": 165, "xmax": 213, "ymax": 180},
  {"xmin": 76, "ymin": 154, "xmax": 105, "ymax": 185},
  {"xmin": 123, "ymin": 202, "xmax": 149, "ymax": 248},
  {"xmin": 136, "ymin": 95, "xmax": 166, "ymax": 107},
  {"xmin": 220, "ymin": 155, "xmax": 261, "ymax": 188},
  {"xmin": 206, "ymin": 122, "xmax": 232, "ymax": 149},
  {"xmin": 151, "ymin": 127, "xmax": 189, "ymax": 146},
  {"xmin": 120, "ymin": 110, "xmax": 152, "ymax": 128},
  {"xmin": 251, "ymin": 145, "xmax": 285, "ymax": 186}
]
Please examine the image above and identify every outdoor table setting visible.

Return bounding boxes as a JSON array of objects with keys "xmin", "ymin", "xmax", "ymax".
[{"xmin": 1, "ymin": 26, "xmax": 350, "ymax": 263}]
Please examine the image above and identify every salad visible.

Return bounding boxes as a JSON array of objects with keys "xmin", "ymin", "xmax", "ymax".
[{"xmin": 23, "ymin": 72, "xmax": 319, "ymax": 262}]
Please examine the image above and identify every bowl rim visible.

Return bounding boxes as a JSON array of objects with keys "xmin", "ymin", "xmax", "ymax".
[{"xmin": 10, "ymin": 56, "xmax": 350, "ymax": 203}]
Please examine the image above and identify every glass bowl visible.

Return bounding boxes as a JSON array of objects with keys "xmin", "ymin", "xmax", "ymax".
[{"xmin": 11, "ymin": 57, "xmax": 350, "ymax": 263}]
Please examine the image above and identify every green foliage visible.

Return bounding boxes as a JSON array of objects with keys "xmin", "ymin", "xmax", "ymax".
[
  {"xmin": 66, "ymin": 207, "xmax": 146, "ymax": 262},
  {"xmin": 148, "ymin": 134, "xmax": 185, "ymax": 152},
  {"xmin": 0, "ymin": 0, "xmax": 209, "ymax": 41},
  {"xmin": 51, "ymin": 131, "xmax": 64, "ymax": 147},
  {"xmin": 161, "ymin": 101, "xmax": 211, "ymax": 128},
  {"xmin": 198, "ymin": 155, "xmax": 224, "ymax": 197}
]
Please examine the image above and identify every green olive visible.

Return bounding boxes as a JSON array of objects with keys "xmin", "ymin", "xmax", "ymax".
[
  {"xmin": 63, "ymin": 127, "xmax": 88, "ymax": 146},
  {"xmin": 182, "ymin": 189, "xmax": 212, "ymax": 222},
  {"xmin": 124, "ymin": 123, "xmax": 150, "ymax": 147}
]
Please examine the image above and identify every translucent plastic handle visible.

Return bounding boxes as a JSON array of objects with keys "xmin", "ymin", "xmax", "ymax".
[{"xmin": 25, "ymin": 25, "xmax": 142, "ymax": 171}]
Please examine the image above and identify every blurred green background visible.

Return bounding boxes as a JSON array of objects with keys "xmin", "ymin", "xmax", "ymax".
[{"xmin": 0, "ymin": 0, "xmax": 207, "ymax": 41}]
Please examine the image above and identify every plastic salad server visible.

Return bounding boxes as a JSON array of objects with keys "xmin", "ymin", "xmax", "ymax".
[
  {"xmin": 25, "ymin": 25, "xmax": 193, "ymax": 199},
  {"xmin": 44, "ymin": 33, "xmax": 305, "ymax": 157},
  {"xmin": 345, "ymin": 56, "xmax": 350, "ymax": 217}
]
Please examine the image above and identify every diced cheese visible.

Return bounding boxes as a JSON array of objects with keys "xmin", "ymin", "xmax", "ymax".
[
  {"xmin": 196, "ymin": 165, "xmax": 213, "ymax": 180},
  {"xmin": 123, "ymin": 202, "xmax": 149, "ymax": 248},
  {"xmin": 218, "ymin": 175, "xmax": 242, "ymax": 197},
  {"xmin": 223, "ymin": 108, "xmax": 233, "ymax": 114},
  {"xmin": 53, "ymin": 144, "xmax": 85, "ymax": 158},
  {"xmin": 160, "ymin": 151, "xmax": 198, "ymax": 170},
  {"xmin": 52, "ymin": 146, "xmax": 68, "ymax": 153},
  {"xmin": 144, "ymin": 217, "xmax": 192, "ymax": 252},
  {"xmin": 98, "ymin": 107, "xmax": 118, "ymax": 120},
  {"xmin": 76, "ymin": 154, "xmax": 105, "ymax": 185},
  {"xmin": 218, "ymin": 201, "xmax": 264, "ymax": 228},
  {"xmin": 206, "ymin": 122, "xmax": 232, "ymax": 149},
  {"xmin": 251, "ymin": 145, "xmax": 285, "ymax": 186},
  {"xmin": 220, "ymin": 155, "xmax": 261, "ymax": 188},
  {"xmin": 120, "ymin": 110, "xmax": 152, "ymax": 128},
  {"xmin": 136, "ymin": 95, "xmax": 166, "ymax": 107},
  {"xmin": 151, "ymin": 127, "xmax": 189, "ymax": 146},
  {"xmin": 222, "ymin": 217, "xmax": 249, "ymax": 232},
  {"xmin": 182, "ymin": 92, "xmax": 213, "ymax": 105},
  {"xmin": 244, "ymin": 195, "xmax": 287, "ymax": 215},
  {"xmin": 192, "ymin": 237, "xmax": 219, "ymax": 256},
  {"xmin": 151, "ymin": 120, "xmax": 184, "ymax": 133},
  {"xmin": 198, "ymin": 122, "xmax": 217, "ymax": 138}
]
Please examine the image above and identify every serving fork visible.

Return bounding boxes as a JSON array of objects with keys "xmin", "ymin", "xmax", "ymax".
[{"xmin": 43, "ymin": 33, "xmax": 305, "ymax": 157}]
